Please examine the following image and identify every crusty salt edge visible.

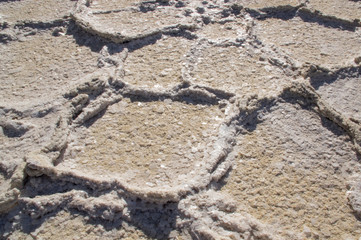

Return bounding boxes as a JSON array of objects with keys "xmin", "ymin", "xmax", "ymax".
[
  {"xmin": 20, "ymin": 188, "xmax": 283, "ymax": 239},
  {"xmin": 233, "ymin": 81, "xmax": 361, "ymax": 155},
  {"xmin": 71, "ymin": 0, "xmax": 197, "ymax": 44},
  {"xmin": 20, "ymin": 189, "xmax": 129, "ymax": 221},
  {"xmin": 178, "ymin": 190, "xmax": 282, "ymax": 240},
  {"xmin": 284, "ymin": 82, "xmax": 361, "ymax": 155},
  {"xmin": 25, "ymin": 135, "xmax": 234, "ymax": 204}
]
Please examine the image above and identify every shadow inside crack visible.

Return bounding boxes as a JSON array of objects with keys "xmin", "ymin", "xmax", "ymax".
[
  {"xmin": 14, "ymin": 19, "xmax": 66, "ymax": 31},
  {"xmin": 1, "ymin": 206, "xmax": 126, "ymax": 239},
  {"xmin": 105, "ymin": 30, "xmax": 196, "ymax": 55},
  {"xmin": 22, "ymin": 175, "xmax": 91, "ymax": 198},
  {"xmin": 236, "ymin": 86, "xmax": 349, "ymax": 139},
  {"xmin": 106, "ymin": 33, "xmax": 162, "ymax": 54},
  {"xmin": 246, "ymin": 5, "xmax": 299, "ymax": 20},
  {"xmin": 6, "ymin": 182, "xmax": 179, "ymax": 239},
  {"xmin": 125, "ymin": 198, "xmax": 179, "ymax": 239},
  {"xmin": 82, "ymin": 107, "xmax": 107, "ymax": 129},
  {"xmin": 309, "ymin": 66, "xmax": 361, "ymax": 90},
  {"xmin": 68, "ymin": 19, "xmax": 196, "ymax": 56},
  {"xmin": 238, "ymin": 86, "xmax": 359, "ymax": 157},
  {"xmin": 249, "ymin": 6, "xmax": 359, "ymax": 31},
  {"xmin": 19, "ymin": 173, "xmax": 179, "ymax": 239},
  {"xmin": 139, "ymin": 0, "xmax": 171, "ymax": 13},
  {"xmin": 0, "ymin": 121, "xmax": 29, "ymax": 138},
  {"xmin": 236, "ymin": 97, "xmax": 277, "ymax": 133},
  {"xmin": 67, "ymin": 20, "xmax": 164, "ymax": 54},
  {"xmin": 0, "ymin": 0, "xmax": 23, "ymax": 2},
  {"xmin": 0, "ymin": 205, "xmax": 51, "ymax": 237},
  {"xmin": 319, "ymin": 114, "xmax": 346, "ymax": 137},
  {"xmin": 279, "ymin": 91, "xmax": 351, "ymax": 141},
  {"xmin": 66, "ymin": 20, "xmax": 109, "ymax": 52},
  {"xmin": 298, "ymin": 8, "xmax": 359, "ymax": 32}
]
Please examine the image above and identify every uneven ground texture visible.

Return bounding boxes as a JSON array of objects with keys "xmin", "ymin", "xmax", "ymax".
[{"xmin": 1, "ymin": 0, "xmax": 361, "ymax": 239}]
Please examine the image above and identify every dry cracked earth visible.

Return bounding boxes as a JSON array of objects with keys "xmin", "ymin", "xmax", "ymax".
[{"xmin": 1, "ymin": 0, "xmax": 361, "ymax": 239}]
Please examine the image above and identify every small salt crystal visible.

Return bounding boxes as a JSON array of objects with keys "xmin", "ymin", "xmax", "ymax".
[{"xmin": 146, "ymin": 182, "xmax": 155, "ymax": 187}]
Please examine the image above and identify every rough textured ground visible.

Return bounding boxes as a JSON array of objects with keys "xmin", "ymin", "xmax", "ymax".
[
  {"xmin": 62, "ymin": 98, "xmax": 225, "ymax": 190},
  {"xmin": 1, "ymin": 0, "xmax": 361, "ymax": 239}
]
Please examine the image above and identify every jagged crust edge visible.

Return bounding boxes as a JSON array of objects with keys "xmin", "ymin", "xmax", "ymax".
[
  {"xmin": 24, "ymin": 70, "xmax": 239, "ymax": 203},
  {"xmin": 70, "ymin": 0, "xmax": 197, "ymax": 44},
  {"xmin": 285, "ymin": 81, "xmax": 361, "ymax": 155}
]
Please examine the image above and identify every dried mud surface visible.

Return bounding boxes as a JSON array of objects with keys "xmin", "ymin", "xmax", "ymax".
[{"xmin": 1, "ymin": 0, "xmax": 361, "ymax": 239}]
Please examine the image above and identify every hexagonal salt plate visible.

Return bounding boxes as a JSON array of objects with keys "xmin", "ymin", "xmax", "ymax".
[
  {"xmin": 190, "ymin": 44, "xmax": 288, "ymax": 98},
  {"xmin": 123, "ymin": 35, "xmax": 193, "ymax": 89},
  {"xmin": 221, "ymin": 99, "xmax": 361, "ymax": 239},
  {"xmin": 310, "ymin": 68, "xmax": 361, "ymax": 122},
  {"xmin": 308, "ymin": 0, "xmax": 361, "ymax": 23},
  {"xmin": 59, "ymin": 97, "xmax": 226, "ymax": 196},
  {"xmin": 254, "ymin": 16, "xmax": 361, "ymax": 69},
  {"xmin": 0, "ymin": 0, "xmax": 75, "ymax": 23},
  {"xmin": 72, "ymin": 0, "xmax": 195, "ymax": 43},
  {"xmin": 0, "ymin": 30, "xmax": 99, "ymax": 109}
]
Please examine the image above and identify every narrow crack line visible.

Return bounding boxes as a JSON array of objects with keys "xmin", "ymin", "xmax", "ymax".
[
  {"xmin": 304, "ymin": 64, "xmax": 361, "ymax": 90},
  {"xmin": 297, "ymin": 7, "xmax": 360, "ymax": 31},
  {"xmin": 245, "ymin": 3, "xmax": 360, "ymax": 31},
  {"xmin": 245, "ymin": 4, "xmax": 302, "ymax": 21},
  {"xmin": 13, "ymin": 19, "xmax": 69, "ymax": 30},
  {"xmin": 0, "ymin": 19, "xmax": 70, "ymax": 44}
]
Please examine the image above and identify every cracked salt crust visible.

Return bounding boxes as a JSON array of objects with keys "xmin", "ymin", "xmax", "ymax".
[
  {"xmin": 1, "ymin": 0, "xmax": 361, "ymax": 239},
  {"xmin": 123, "ymin": 36, "xmax": 193, "ymax": 88},
  {"xmin": 0, "ymin": 0, "xmax": 75, "ymax": 23},
  {"xmin": 63, "ymin": 98, "xmax": 224, "ymax": 188},
  {"xmin": 0, "ymin": 31, "xmax": 99, "ymax": 109},
  {"xmin": 222, "ymin": 101, "xmax": 361, "ymax": 239},
  {"xmin": 255, "ymin": 17, "xmax": 361, "ymax": 68}
]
